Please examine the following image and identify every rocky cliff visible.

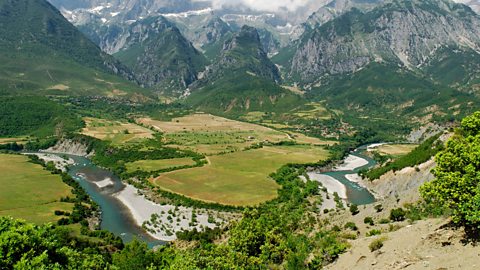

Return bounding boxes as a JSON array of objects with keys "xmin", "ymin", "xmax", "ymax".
[{"xmin": 287, "ymin": 0, "xmax": 480, "ymax": 84}]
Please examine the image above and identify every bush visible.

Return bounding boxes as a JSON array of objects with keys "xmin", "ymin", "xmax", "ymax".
[
  {"xmin": 54, "ymin": 210, "xmax": 65, "ymax": 216},
  {"xmin": 349, "ymin": 204, "xmax": 359, "ymax": 215},
  {"xmin": 341, "ymin": 232, "xmax": 357, "ymax": 240},
  {"xmin": 344, "ymin": 222, "xmax": 358, "ymax": 231},
  {"xmin": 366, "ymin": 229, "xmax": 381, "ymax": 237},
  {"xmin": 390, "ymin": 208, "xmax": 406, "ymax": 222},
  {"xmin": 379, "ymin": 218, "xmax": 390, "ymax": 224},
  {"xmin": 374, "ymin": 204, "xmax": 383, "ymax": 213},
  {"xmin": 369, "ymin": 237, "xmax": 387, "ymax": 252},
  {"xmin": 364, "ymin": 217, "xmax": 374, "ymax": 226}
]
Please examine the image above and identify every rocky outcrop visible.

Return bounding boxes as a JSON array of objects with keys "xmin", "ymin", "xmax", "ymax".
[
  {"xmin": 364, "ymin": 159, "xmax": 436, "ymax": 201},
  {"xmin": 45, "ymin": 139, "xmax": 91, "ymax": 157}
]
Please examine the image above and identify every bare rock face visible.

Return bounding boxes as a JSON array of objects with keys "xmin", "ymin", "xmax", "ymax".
[
  {"xmin": 45, "ymin": 139, "xmax": 91, "ymax": 157},
  {"xmin": 289, "ymin": 0, "xmax": 480, "ymax": 84}
]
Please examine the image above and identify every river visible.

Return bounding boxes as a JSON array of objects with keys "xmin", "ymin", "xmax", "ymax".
[
  {"xmin": 38, "ymin": 145, "xmax": 376, "ymax": 246},
  {"xmin": 322, "ymin": 147, "xmax": 377, "ymax": 205},
  {"xmin": 64, "ymin": 154, "xmax": 163, "ymax": 247}
]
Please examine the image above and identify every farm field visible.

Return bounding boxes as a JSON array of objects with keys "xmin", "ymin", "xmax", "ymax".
[
  {"xmin": 377, "ymin": 144, "xmax": 418, "ymax": 157},
  {"xmin": 292, "ymin": 102, "xmax": 332, "ymax": 120},
  {"xmin": 0, "ymin": 154, "xmax": 74, "ymax": 224},
  {"xmin": 81, "ymin": 117, "xmax": 154, "ymax": 145},
  {"xmin": 0, "ymin": 137, "xmax": 29, "ymax": 144},
  {"xmin": 138, "ymin": 113, "xmax": 334, "ymax": 154},
  {"xmin": 152, "ymin": 145, "xmax": 330, "ymax": 206},
  {"xmin": 126, "ymin": 158, "xmax": 196, "ymax": 173}
]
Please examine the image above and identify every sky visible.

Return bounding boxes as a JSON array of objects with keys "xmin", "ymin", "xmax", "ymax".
[{"xmin": 202, "ymin": 0, "xmax": 328, "ymax": 13}]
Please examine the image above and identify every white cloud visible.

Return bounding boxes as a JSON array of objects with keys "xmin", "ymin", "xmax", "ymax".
[{"xmin": 204, "ymin": 0, "xmax": 319, "ymax": 13}]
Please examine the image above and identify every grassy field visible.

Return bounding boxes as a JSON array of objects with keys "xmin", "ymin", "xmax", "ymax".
[
  {"xmin": 292, "ymin": 102, "xmax": 332, "ymax": 120},
  {"xmin": 0, "ymin": 154, "xmax": 74, "ymax": 224},
  {"xmin": 138, "ymin": 113, "xmax": 289, "ymax": 154},
  {"xmin": 377, "ymin": 144, "xmax": 418, "ymax": 157},
  {"xmin": 126, "ymin": 158, "xmax": 196, "ymax": 173},
  {"xmin": 81, "ymin": 117, "xmax": 154, "ymax": 145},
  {"xmin": 152, "ymin": 145, "xmax": 329, "ymax": 206},
  {"xmin": 0, "ymin": 137, "xmax": 29, "ymax": 144},
  {"xmin": 138, "ymin": 113, "xmax": 334, "ymax": 154}
]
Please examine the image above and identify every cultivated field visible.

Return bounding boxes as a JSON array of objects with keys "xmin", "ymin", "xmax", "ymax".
[
  {"xmin": 0, "ymin": 154, "xmax": 73, "ymax": 224},
  {"xmin": 126, "ymin": 158, "xmax": 196, "ymax": 173},
  {"xmin": 138, "ymin": 113, "xmax": 333, "ymax": 154},
  {"xmin": 152, "ymin": 145, "xmax": 330, "ymax": 206},
  {"xmin": 377, "ymin": 144, "xmax": 418, "ymax": 157},
  {"xmin": 81, "ymin": 117, "xmax": 154, "ymax": 145},
  {"xmin": 292, "ymin": 102, "xmax": 332, "ymax": 120},
  {"xmin": 0, "ymin": 137, "xmax": 28, "ymax": 144}
]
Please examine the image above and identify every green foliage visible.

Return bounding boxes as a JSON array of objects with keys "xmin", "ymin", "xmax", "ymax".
[
  {"xmin": 421, "ymin": 111, "xmax": 480, "ymax": 229},
  {"xmin": 349, "ymin": 204, "xmax": 359, "ymax": 215},
  {"xmin": 368, "ymin": 237, "xmax": 386, "ymax": 252},
  {"xmin": 364, "ymin": 134, "xmax": 443, "ymax": 180},
  {"xmin": 364, "ymin": 217, "xmax": 374, "ymax": 226},
  {"xmin": 0, "ymin": 96, "xmax": 82, "ymax": 137},
  {"xmin": 0, "ymin": 0, "xmax": 144, "ymax": 96},
  {"xmin": 344, "ymin": 222, "xmax": 358, "ymax": 231},
  {"xmin": 379, "ymin": 218, "xmax": 390, "ymax": 224},
  {"xmin": 366, "ymin": 229, "xmax": 381, "ymax": 237},
  {"xmin": 0, "ymin": 217, "xmax": 110, "ymax": 269},
  {"xmin": 389, "ymin": 208, "xmax": 406, "ymax": 222},
  {"xmin": 333, "ymin": 192, "xmax": 344, "ymax": 209},
  {"xmin": 187, "ymin": 72, "xmax": 304, "ymax": 116}
]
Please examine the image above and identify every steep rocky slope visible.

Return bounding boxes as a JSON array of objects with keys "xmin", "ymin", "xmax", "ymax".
[
  {"xmin": 111, "ymin": 16, "xmax": 207, "ymax": 95},
  {"xmin": 285, "ymin": 0, "xmax": 480, "ymax": 84},
  {"xmin": 0, "ymin": 0, "xmax": 147, "ymax": 96},
  {"xmin": 199, "ymin": 25, "xmax": 281, "ymax": 84},
  {"xmin": 186, "ymin": 26, "xmax": 303, "ymax": 114}
]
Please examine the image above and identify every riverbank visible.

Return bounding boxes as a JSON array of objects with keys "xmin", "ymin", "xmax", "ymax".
[
  {"xmin": 333, "ymin": 154, "xmax": 369, "ymax": 171},
  {"xmin": 115, "ymin": 184, "xmax": 225, "ymax": 241},
  {"xmin": 23, "ymin": 153, "xmax": 74, "ymax": 172},
  {"xmin": 307, "ymin": 173, "xmax": 347, "ymax": 199}
]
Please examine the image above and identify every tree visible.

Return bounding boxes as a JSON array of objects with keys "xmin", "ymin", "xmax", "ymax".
[
  {"xmin": 112, "ymin": 239, "xmax": 155, "ymax": 269},
  {"xmin": 389, "ymin": 208, "xmax": 406, "ymax": 222},
  {"xmin": 421, "ymin": 112, "xmax": 480, "ymax": 229}
]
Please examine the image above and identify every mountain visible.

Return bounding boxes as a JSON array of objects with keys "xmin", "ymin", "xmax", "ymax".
[
  {"xmin": 305, "ymin": 0, "xmax": 384, "ymax": 28},
  {"xmin": 453, "ymin": 0, "xmax": 480, "ymax": 13},
  {"xmin": 0, "ymin": 0, "xmax": 146, "ymax": 97},
  {"xmin": 197, "ymin": 25, "xmax": 281, "ymax": 85},
  {"xmin": 110, "ymin": 16, "xmax": 208, "ymax": 96},
  {"xmin": 281, "ymin": 0, "xmax": 480, "ymax": 86},
  {"xmin": 186, "ymin": 26, "xmax": 302, "ymax": 115},
  {"xmin": 47, "ymin": 0, "xmax": 310, "ymax": 56}
]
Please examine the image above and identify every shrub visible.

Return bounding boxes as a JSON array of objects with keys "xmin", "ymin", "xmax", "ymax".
[
  {"xmin": 374, "ymin": 204, "xmax": 383, "ymax": 213},
  {"xmin": 344, "ymin": 222, "xmax": 358, "ymax": 231},
  {"xmin": 364, "ymin": 217, "xmax": 374, "ymax": 226},
  {"xmin": 349, "ymin": 204, "xmax": 359, "ymax": 215},
  {"xmin": 366, "ymin": 229, "xmax": 381, "ymax": 237},
  {"xmin": 379, "ymin": 218, "xmax": 390, "ymax": 224},
  {"xmin": 369, "ymin": 237, "xmax": 387, "ymax": 252},
  {"xmin": 390, "ymin": 208, "xmax": 406, "ymax": 222},
  {"xmin": 341, "ymin": 232, "xmax": 357, "ymax": 240}
]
